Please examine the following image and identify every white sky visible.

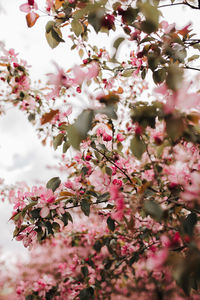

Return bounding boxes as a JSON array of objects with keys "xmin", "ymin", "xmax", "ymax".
[{"xmin": 0, "ymin": 0, "xmax": 200, "ymax": 256}]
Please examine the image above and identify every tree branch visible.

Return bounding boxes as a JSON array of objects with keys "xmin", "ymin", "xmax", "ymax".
[
  {"xmin": 92, "ymin": 146, "xmax": 133, "ymax": 185},
  {"xmin": 65, "ymin": 199, "xmax": 109, "ymax": 210},
  {"xmin": 184, "ymin": 65, "xmax": 200, "ymax": 72},
  {"xmin": 159, "ymin": 1, "xmax": 199, "ymax": 10}
]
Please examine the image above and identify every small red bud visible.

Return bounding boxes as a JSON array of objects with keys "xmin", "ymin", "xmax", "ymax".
[
  {"xmin": 76, "ymin": 87, "xmax": 81, "ymax": 93},
  {"xmin": 28, "ymin": 0, "xmax": 34, "ymax": 6},
  {"xmin": 135, "ymin": 125, "xmax": 142, "ymax": 136}
]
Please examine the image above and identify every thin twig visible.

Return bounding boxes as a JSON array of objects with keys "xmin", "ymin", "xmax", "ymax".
[
  {"xmin": 65, "ymin": 199, "xmax": 109, "ymax": 210},
  {"xmin": 184, "ymin": 65, "xmax": 200, "ymax": 72},
  {"xmin": 159, "ymin": 1, "xmax": 199, "ymax": 9},
  {"xmin": 93, "ymin": 146, "xmax": 133, "ymax": 185}
]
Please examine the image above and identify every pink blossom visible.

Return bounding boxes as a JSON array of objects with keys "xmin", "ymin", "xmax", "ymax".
[
  {"xmin": 155, "ymin": 82, "xmax": 200, "ymax": 113},
  {"xmin": 40, "ymin": 206, "xmax": 50, "ymax": 218},
  {"xmin": 116, "ymin": 133, "xmax": 125, "ymax": 142},
  {"xmin": 15, "ymin": 225, "xmax": 37, "ymax": 248},
  {"xmin": 103, "ymin": 132, "xmax": 112, "ymax": 141},
  {"xmin": 72, "ymin": 62, "xmax": 99, "ymax": 85},
  {"xmin": 146, "ymin": 248, "xmax": 168, "ymax": 270},
  {"xmin": 19, "ymin": 1, "xmax": 38, "ymax": 13},
  {"xmin": 160, "ymin": 21, "xmax": 175, "ymax": 34},
  {"xmin": 45, "ymin": 0, "xmax": 54, "ymax": 12},
  {"xmin": 47, "ymin": 63, "xmax": 73, "ymax": 97}
]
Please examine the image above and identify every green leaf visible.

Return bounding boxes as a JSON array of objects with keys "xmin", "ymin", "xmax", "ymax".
[
  {"xmin": 128, "ymin": 252, "xmax": 139, "ymax": 266},
  {"xmin": 147, "ymin": 52, "xmax": 160, "ymax": 71},
  {"xmin": 93, "ymin": 239, "xmax": 103, "ymax": 252},
  {"xmin": 130, "ymin": 136, "xmax": 146, "ymax": 160},
  {"xmin": 45, "ymin": 221, "xmax": 54, "ymax": 235},
  {"xmin": 81, "ymin": 266, "xmax": 89, "ymax": 277},
  {"xmin": 61, "ymin": 212, "xmax": 73, "ymax": 226},
  {"xmin": 187, "ymin": 54, "xmax": 200, "ymax": 62},
  {"xmin": 26, "ymin": 295, "xmax": 34, "ymax": 300},
  {"xmin": 67, "ymin": 124, "xmax": 82, "ymax": 150},
  {"xmin": 46, "ymin": 177, "xmax": 61, "ymax": 192},
  {"xmin": 153, "ymin": 68, "xmax": 166, "ymax": 84},
  {"xmin": 193, "ymin": 43, "xmax": 200, "ymax": 51},
  {"xmin": 45, "ymin": 30, "xmax": 60, "ymax": 49},
  {"xmin": 67, "ymin": 109, "xmax": 94, "ymax": 149},
  {"xmin": 51, "ymin": 27, "xmax": 65, "ymax": 43},
  {"xmin": 79, "ymin": 287, "xmax": 94, "ymax": 300},
  {"xmin": 166, "ymin": 64, "xmax": 183, "ymax": 91},
  {"xmin": 113, "ymin": 37, "xmax": 125, "ymax": 50},
  {"xmin": 183, "ymin": 212, "xmax": 197, "ymax": 236},
  {"xmin": 88, "ymin": 8, "xmax": 104, "ymax": 33},
  {"xmin": 107, "ymin": 216, "xmax": 115, "ymax": 231},
  {"xmin": 71, "ymin": 19, "xmax": 83, "ymax": 37},
  {"xmin": 105, "ymin": 166, "xmax": 112, "ymax": 176},
  {"xmin": 122, "ymin": 69, "xmax": 133, "ymax": 77},
  {"xmin": 139, "ymin": 2, "xmax": 160, "ymax": 33},
  {"xmin": 63, "ymin": 141, "xmax": 70, "ymax": 153},
  {"xmin": 30, "ymin": 208, "xmax": 40, "ymax": 219},
  {"xmin": 45, "ymin": 21, "xmax": 55, "ymax": 33},
  {"xmin": 122, "ymin": 7, "xmax": 138, "ymax": 25},
  {"xmin": 144, "ymin": 200, "xmax": 163, "ymax": 221},
  {"xmin": 52, "ymin": 222, "xmax": 60, "ymax": 232},
  {"xmin": 166, "ymin": 116, "xmax": 185, "ymax": 141},
  {"xmin": 81, "ymin": 199, "xmax": 90, "ymax": 216},
  {"xmin": 141, "ymin": 68, "xmax": 147, "ymax": 80},
  {"xmin": 53, "ymin": 133, "xmax": 64, "ymax": 150}
]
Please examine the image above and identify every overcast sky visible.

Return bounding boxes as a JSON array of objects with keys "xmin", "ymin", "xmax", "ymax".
[{"xmin": 0, "ymin": 0, "xmax": 200, "ymax": 256}]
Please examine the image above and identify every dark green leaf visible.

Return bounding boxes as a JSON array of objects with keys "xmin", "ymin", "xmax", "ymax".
[
  {"xmin": 45, "ymin": 221, "xmax": 54, "ymax": 235},
  {"xmin": 63, "ymin": 141, "xmax": 70, "ymax": 153},
  {"xmin": 128, "ymin": 252, "xmax": 139, "ymax": 266},
  {"xmin": 153, "ymin": 68, "xmax": 166, "ymax": 84},
  {"xmin": 45, "ymin": 30, "xmax": 60, "ymax": 49},
  {"xmin": 93, "ymin": 239, "xmax": 103, "ymax": 252},
  {"xmin": 71, "ymin": 19, "xmax": 83, "ymax": 37},
  {"xmin": 141, "ymin": 68, "xmax": 147, "ymax": 80},
  {"xmin": 81, "ymin": 266, "xmax": 89, "ymax": 277},
  {"xmin": 51, "ymin": 28, "xmax": 65, "ymax": 43},
  {"xmin": 107, "ymin": 216, "xmax": 115, "ymax": 231},
  {"xmin": 81, "ymin": 199, "xmax": 90, "ymax": 216},
  {"xmin": 166, "ymin": 65, "xmax": 183, "ymax": 91},
  {"xmin": 113, "ymin": 37, "xmax": 125, "ymax": 50},
  {"xmin": 130, "ymin": 136, "xmax": 146, "ymax": 160},
  {"xmin": 105, "ymin": 166, "xmax": 112, "ymax": 176},
  {"xmin": 26, "ymin": 295, "xmax": 34, "ymax": 300},
  {"xmin": 79, "ymin": 287, "xmax": 94, "ymax": 300},
  {"xmin": 45, "ymin": 21, "xmax": 55, "ymax": 33},
  {"xmin": 53, "ymin": 133, "xmax": 64, "ymax": 150},
  {"xmin": 122, "ymin": 7, "xmax": 138, "ymax": 25},
  {"xmin": 30, "ymin": 208, "xmax": 40, "ymax": 219},
  {"xmin": 144, "ymin": 200, "xmax": 163, "ymax": 221},
  {"xmin": 183, "ymin": 212, "xmax": 197, "ymax": 236},
  {"xmin": 88, "ymin": 8, "xmax": 104, "ymax": 33},
  {"xmin": 166, "ymin": 116, "xmax": 185, "ymax": 141},
  {"xmin": 61, "ymin": 212, "xmax": 73, "ymax": 226},
  {"xmin": 67, "ymin": 110, "xmax": 94, "ymax": 150},
  {"xmin": 46, "ymin": 177, "xmax": 61, "ymax": 192}
]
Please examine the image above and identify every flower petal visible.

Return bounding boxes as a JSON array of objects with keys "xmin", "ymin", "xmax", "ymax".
[
  {"xmin": 19, "ymin": 3, "xmax": 31, "ymax": 13},
  {"xmin": 40, "ymin": 206, "xmax": 50, "ymax": 218}
]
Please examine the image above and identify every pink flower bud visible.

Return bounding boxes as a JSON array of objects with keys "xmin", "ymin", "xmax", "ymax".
[{"xmin": 103, "ymin": 133, "xmax": 112, "ymax": 141}]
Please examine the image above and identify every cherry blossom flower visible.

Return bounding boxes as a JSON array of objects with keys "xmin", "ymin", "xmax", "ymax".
[
  {"xmin": 19, "ymin": 1, "xmax": 38, "ymax": 13},
  {"xmin": 155, "ymin": 82, "xmax": 200, "ymax": 113},
  {"xmin": 72, "ymin": 62, "xmax": 99, "ymax": 85}
]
